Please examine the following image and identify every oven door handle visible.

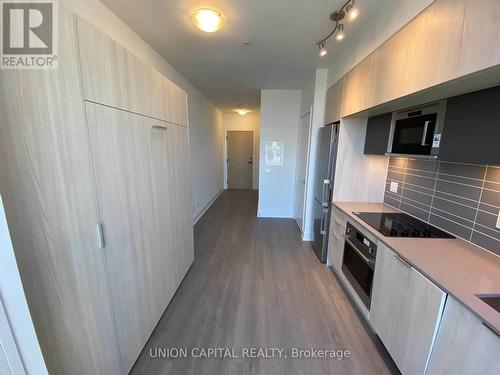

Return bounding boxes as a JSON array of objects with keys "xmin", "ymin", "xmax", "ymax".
[{"xmin": 344, "ymin": 236, "xmax": 374, "ymax": 265}]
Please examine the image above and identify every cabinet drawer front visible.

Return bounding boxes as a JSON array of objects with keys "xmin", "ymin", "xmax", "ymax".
[{"xmin": 370, "ymin": 244, "xmax": 446, "ymax": 375}]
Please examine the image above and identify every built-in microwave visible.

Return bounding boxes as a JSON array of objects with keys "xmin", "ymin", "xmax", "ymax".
[{"xmin": 387, "ymin": 101, "xmax": 446, "ymax": 158}]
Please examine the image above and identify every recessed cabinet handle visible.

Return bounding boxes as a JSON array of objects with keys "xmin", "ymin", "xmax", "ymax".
[
  {"xmin": 151, "ymin": 125, "xmax": 167, "ymax": 130},
  {"xmin": 393, "ymin": 253, "xmax": 411, "ymax": 268}
]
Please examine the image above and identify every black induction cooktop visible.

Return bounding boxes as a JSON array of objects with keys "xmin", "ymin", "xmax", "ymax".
[{"xmin": 354, "ymin": 212, "xmax": 455, "ymax": 238}]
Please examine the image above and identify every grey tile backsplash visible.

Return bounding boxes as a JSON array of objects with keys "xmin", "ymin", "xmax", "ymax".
[{"xmin": 384, "ymin": 157, "xmax": 500, "ymax": 256}]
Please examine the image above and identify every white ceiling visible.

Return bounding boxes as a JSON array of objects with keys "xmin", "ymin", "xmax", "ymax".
[{"xmin": 100, "ymin": 0, "xmax": 380, "ymax": 111}]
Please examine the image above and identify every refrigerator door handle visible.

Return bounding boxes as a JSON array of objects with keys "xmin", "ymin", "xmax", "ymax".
[
  {"xmin": 322, "ymin": 179, "xmax": 331, "ymax": 206},
  {"xmin": 320, "ymin": 208, "xmax": 329, "ymax": 235}
]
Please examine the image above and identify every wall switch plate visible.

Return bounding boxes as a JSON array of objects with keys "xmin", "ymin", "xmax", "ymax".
[
  {"xmin": 496, "ymin": 211, "xmax": 500, "ymax": 229},
  {"xmin": 390, "ymin": 181, "xmax": 399, "ymax": 193}
]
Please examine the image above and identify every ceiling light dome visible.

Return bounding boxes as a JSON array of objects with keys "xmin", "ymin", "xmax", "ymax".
[
  {"xmin": 235, "ymin": 108, "xmax": 249, "ymax": 116},
  {"xmin": 191, "ymin": 8, "xmax": 224, "ymax": 33}
]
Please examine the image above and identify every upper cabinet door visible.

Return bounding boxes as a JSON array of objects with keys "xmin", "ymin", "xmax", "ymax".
[
  {"xmin": 150, "ymin": 70, "xmax": 189, "ymax": 127},
  {"xmin": 325, "ymin": 78, "xmax": 344, "ymax": 124},
  {"xmin": 76, "ymin": 17, "xmax": 152, "ymax": 117},
  {"xmin": 342, "ymin": 54, "xmax": 374, "ymax": 117},
  {"xmin": 76, "ymin": 17, "xmax": 188, "ymax": 127},
  {"xmin": 459, "ymin": 0, "xmax": 500, "ymax": 76},
  {"xmin": 369, "ymin": 30, "xmax": 409, "ymax": 107},
  {"xmin": 0, "ymin": 7, "xmax": 121, "ymax": 374},
  {"xmin": 404, "ymin": 0, "xmax": 466, "ymax": 94}
]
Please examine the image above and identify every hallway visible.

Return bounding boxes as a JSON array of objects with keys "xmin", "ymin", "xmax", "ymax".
[{"xmin": 131, "ymin": 190, "xmax": 395, "ymax": 374}]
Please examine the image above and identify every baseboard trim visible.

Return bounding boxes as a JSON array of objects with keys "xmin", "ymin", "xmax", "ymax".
[
  {"xmin": 302, "ymin": 231, "xmax": 314, "ymax": 241},
  {"xmin": 257, "ymin": 210, "xmax": 293, "ymax": 218},
  {"xmin": 193, "ymin": 188, "xmax": 224, "ymax": 225}
]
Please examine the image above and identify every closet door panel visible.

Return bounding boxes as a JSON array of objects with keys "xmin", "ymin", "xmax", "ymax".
[
  {"xmin": 0, "ymin": 7, "xmax": 121, "ymax": 375},
  {"xmin": 148, "ymin": 119, "xmax": 177, "ymax": 309},
  {"xmin": 86, "ymin": 103, "xmax": 160, "ymax": 372},
  {"xmin": 168, "ymin": 125, "xmax": 194, "ymax": 281}
]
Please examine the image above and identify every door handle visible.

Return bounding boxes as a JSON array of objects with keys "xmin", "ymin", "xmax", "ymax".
[
  {"xmin": 320, "ymin": 208, "xmax": 328, "ymax": 235},
  {"xmin": 151, "ymin": 124, "xmax": 167, "ymax": 130},
  {"xmin": 421, "ymin": 121, "xmax": 431, "ymax": 146},
  {"xmin": 322, "ymin": 179, "xmax": 331, "ymax": 206}
]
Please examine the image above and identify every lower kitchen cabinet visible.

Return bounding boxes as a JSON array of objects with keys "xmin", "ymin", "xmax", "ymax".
[
  {"xmin": 426, "ymin": 296, "xmax": 500, "ymax": 375},
  {"xmin": 370, "ymin": 243, "xmax": 446, "ymax": 375},
  {"xmin": 328, "ymin": 207, "xmax": 347, "ymax": 271}
]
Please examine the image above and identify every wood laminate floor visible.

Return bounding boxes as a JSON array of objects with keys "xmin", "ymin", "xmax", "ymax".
[{"xmin": 131, "ymin": 189, "xmax": 397, "ymax": 375}]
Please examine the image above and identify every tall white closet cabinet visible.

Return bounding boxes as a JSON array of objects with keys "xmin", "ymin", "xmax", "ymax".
[{"xmin": 0, "ymin": 5, "xmax": 194, "ymax": 375}]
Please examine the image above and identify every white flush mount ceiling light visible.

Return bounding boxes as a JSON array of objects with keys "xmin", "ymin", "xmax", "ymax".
[
  {"xmin": 191, "ymin": 8, "xmax": 224, "ymax": 33},
  {"xmin": 235, "ymin": 108, "xmax": 250, "ymax": 116},
  {"xmin": 316, "ymin": 0, "xmax": 359, "ymax": 56}
]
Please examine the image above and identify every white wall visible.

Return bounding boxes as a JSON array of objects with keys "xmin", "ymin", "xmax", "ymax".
[
  {"xmin": 301, "ymin": 69, "xmax": 328, "ymax": 240},
  {"xmin": 61, "ymin": 0, "xmax": 224, "ymax": 222},
  {"xmin": 327, "ymin": 0, "xmax": 434, "ymax": 87},
  {"xmin": 222, "ymin": 112, "xmax": 260, "ymax": 190},
  {"xmin": 0, "ymin": 196, "xmax": 47, "ymax": 375},
  {"xmin": 258, "ymin": 90, "xmax": 301, "ymax": 218}
]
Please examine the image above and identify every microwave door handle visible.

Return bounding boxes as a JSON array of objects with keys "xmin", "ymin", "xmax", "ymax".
[{"xmin": 421, "ymin": 121, "xmax": 431, "ymax": 146}]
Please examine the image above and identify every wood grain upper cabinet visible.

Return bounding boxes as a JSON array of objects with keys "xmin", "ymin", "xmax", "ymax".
[
  {"xmin": 426, "ymin": 296, "xmax": 500, "ymax": 375},
  {"xmin": 324, "ymin": 78, "xmax": 344, "ymax": 124},
  {"xmin": 369, "ymin": 30, "xmax": 409, "ymax": 107},
  {"xmin": 0, "ymin": 7, "xmax": 121, "ymax": 374},
  {"xmin": 403, "ymin": 0, "xmax": 466, "ymax": 94},
  {"xmin": 370, "ymin": 243, "xmax": 446, "ymax": 375},
  {"xmin": 77, "ymin": 17, "xmax": 152, "ymax": 116},
  {"xmin": 458, "ymin": 0, "xmax": 500, "ymax": 76},
  {"xmin": 150, "ymin": 69, "xmax": 189, "ymax": 126},
  {"xmin": 341, "ymin": 54, "xmax": 374, "ymax": 117},
  {"xmin": 76, "ymin": 17, "xmax": 188, "ymax": 127}
]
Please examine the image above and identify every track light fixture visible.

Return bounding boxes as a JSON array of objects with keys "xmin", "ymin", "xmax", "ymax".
[
  {"xmin": 316, "ymin": 0, "xmax": 359, "ymax": 57},
  {"xmin": 319, "ymin": 41, "xmax": 328, "ymax": 57}
]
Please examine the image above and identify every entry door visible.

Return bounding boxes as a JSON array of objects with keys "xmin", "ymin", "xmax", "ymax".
[
  {"xmin": 227, "ymin": 131, "xmax": 253, "ymax": 189},
  {"xmin": 294, "ymin": 111, "xmax": 311, "ymax": 231}
]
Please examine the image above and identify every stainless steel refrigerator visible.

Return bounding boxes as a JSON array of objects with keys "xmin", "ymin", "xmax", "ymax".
[{"xmin": 312, "ymin": 122, "xmax": 339, "ymax": 263}]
